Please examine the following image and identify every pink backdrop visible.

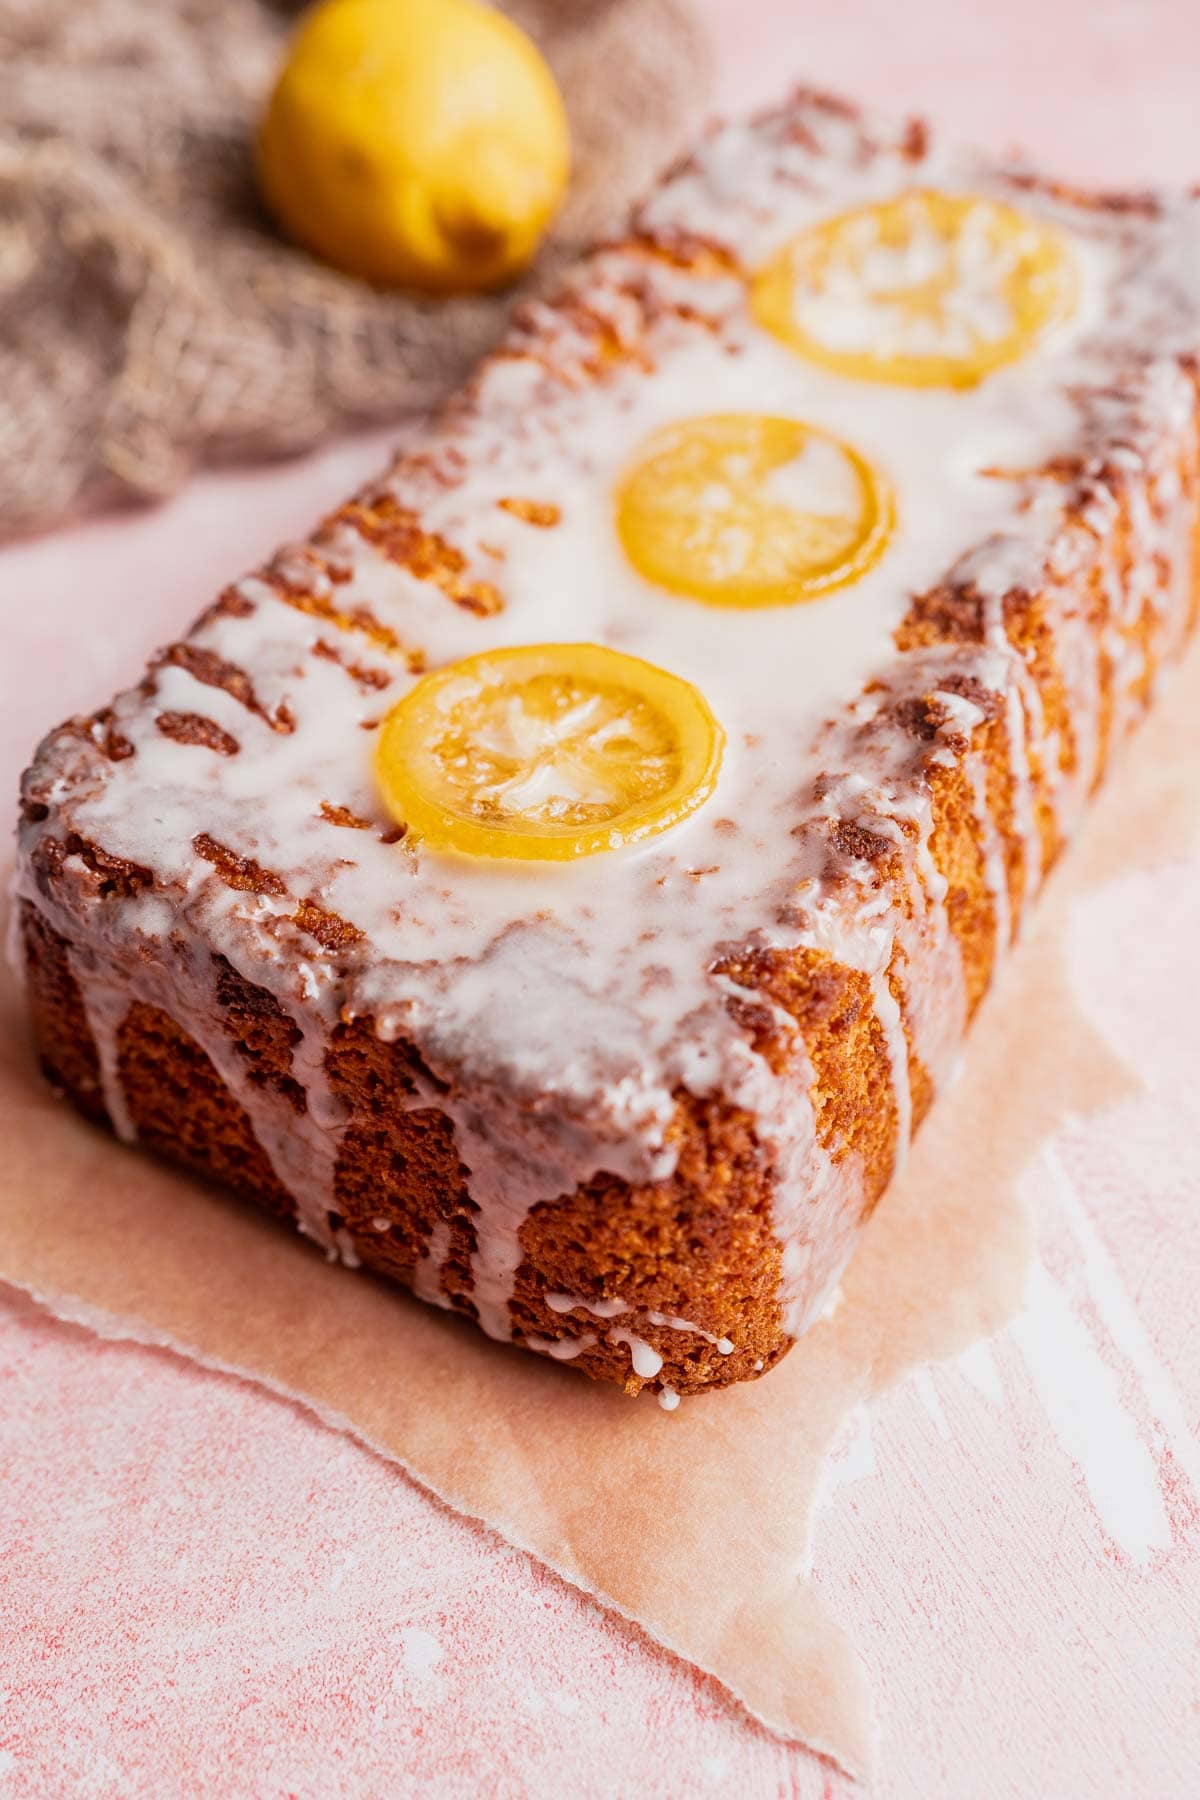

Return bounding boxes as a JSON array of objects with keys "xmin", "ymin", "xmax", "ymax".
[{"xmin": 4, "ymin": 3, "xmax": 1199, "ymax": 1793}]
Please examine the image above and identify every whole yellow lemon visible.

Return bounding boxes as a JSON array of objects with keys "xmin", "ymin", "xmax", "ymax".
[{"xmin": 257, "ymin": 0, "xmax": 570, "ymax": 293}]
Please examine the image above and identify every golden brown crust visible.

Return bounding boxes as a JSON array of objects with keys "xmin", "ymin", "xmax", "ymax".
[
  {"xmin": 715, "ymin": 944, "xmax": 900, "ymax": 1195},
  {"xmin": 118, "ymin": 1002, "xmax": 299, "ymax": 1223},
  {"xmin": 511, "ymin": 1094, "xmax": 788, "ymax": 1395},
  {"xmin": 20, "ymin": 903, "xmax": 110, "ymax": 1130},
  {"xmin": 18, "ymin": 906, "xmax": 791, "ymax": 1395}
]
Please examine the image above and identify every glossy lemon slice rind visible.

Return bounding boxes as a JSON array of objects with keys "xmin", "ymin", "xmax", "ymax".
[
  {"xmin": 615, "ymin": 412, "xmax": 894, "ymax": 609},
  {"xmin": 750, "ymin": 190, "xmax": 1077, "ymax": 388},
  {"xmin": 376, "ymin": 642, "xmax": 724, "ymax": 860}
]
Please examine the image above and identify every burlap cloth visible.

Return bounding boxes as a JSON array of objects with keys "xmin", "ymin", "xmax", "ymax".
[{"xmin": 0, "ymin": 0, "xmax": 710, "ymax": 539}]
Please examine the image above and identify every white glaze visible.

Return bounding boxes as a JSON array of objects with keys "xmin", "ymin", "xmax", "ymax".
[
  {"xmin": 546, "ymin": 1293, "xmax": 629, "ymax": 1319},
  {"xmin": 71, "ymin": 966, "xmax": 137, "ymax": 1144},
  {"xmin": 646, "ymin": 1311, "xmax": 735, "ymax": 1354},
  {"xmin": 16, "ymin": 93, "xmax": 1200, "ymax": 1379},
  {"xmin": 608, "ymin": 1330, "xmax": 665, "ymax": 1380},
  {"xmin": 411, "ymin": 1219, "xmax": 451, "ymax": 1306},
  {"xmin": 525, "ymin": 1332, "xmax": 597, "ymax": 1361}
]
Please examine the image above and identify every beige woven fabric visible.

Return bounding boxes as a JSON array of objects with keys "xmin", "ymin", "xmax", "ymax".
[{"xmin": 0, "ymin": 0, "xmax": 710, "ymax": 538}]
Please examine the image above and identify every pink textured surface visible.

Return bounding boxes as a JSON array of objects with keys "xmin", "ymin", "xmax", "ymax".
[{"xmin": 4, "ymin": 4, "xmax": 1200, "ymax": 1792}]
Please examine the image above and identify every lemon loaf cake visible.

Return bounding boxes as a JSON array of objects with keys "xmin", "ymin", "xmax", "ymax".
[{"xmin": 16, "ymin": 91, "xmax": 1200, "ymax": 1401}]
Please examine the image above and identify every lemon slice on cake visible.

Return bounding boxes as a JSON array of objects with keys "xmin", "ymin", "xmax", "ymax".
[
  {"xmin": 376, "ymin": 644, "xmax": 723, "ymax": 860},
  {"xmin": 751, "ymin": 190, "xmax": 1076, "ymax": 388},
  {"xmin": 616, "ymin": 412, "xmax": 893, "ymax": 608}
]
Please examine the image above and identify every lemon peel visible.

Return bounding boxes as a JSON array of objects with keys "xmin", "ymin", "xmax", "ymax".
[{"xmin": 258, "ymin": 0, "xmax": 570, "ymax": 292}]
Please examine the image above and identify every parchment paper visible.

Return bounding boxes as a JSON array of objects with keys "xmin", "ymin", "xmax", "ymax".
[{"xmin": 4, "ymin": 639, "xmax": 1198, "ymax": 1782}]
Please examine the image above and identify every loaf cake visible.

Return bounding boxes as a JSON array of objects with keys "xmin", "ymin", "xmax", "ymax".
[{"xmin": 15, "ymin": 91, "xmax": 1200, "ymax": 1403}]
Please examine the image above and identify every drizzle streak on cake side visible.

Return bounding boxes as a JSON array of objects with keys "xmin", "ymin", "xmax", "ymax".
[{"xmin": 15, "ymin": 90, "xmax": 1200, "ymax": 1399}]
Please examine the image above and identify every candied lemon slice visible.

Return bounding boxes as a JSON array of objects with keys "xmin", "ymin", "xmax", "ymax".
[
  {"xmin": 375, "ymin": 643, "xmax": 723, "ymax": 860},
  {"xmin": 751, "ymin": 190, "xmax": 1076, "ymax": 388},
  {"xmin": 615, "ymin": 412, "xmax": 893, "ymax": 608}
]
